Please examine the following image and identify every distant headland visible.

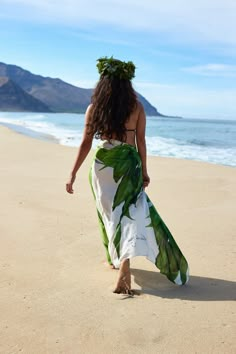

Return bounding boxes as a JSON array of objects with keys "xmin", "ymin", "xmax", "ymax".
[{"xmin": 0, "ymin": 62, "xmax": 179, "ymax": 117}]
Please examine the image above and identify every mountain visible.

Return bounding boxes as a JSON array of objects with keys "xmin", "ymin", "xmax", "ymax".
[
  {"xmin": 0, "ymin": 77, "xmax": 51, "ymax": 112},
  {"xmin": 0, "ymin": 62, "xmax": 162, "ymax": 115},
  {"xmin": 135, "ymin": 92, "xmax": 162, "ymax": 116}
]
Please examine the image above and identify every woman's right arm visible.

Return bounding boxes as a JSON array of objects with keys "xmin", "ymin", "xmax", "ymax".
[
  {"xmin": 136, "ymin": 102, "xmax": 150, "ymax": 188},
  {"xmin": 66, "ymin": 104, "xmax": 94, "ymax": 194}
]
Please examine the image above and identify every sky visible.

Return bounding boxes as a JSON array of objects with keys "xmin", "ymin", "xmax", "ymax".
[{"xmin": 0, "ymin": 0, "xmax": 236, "ymax": 119}]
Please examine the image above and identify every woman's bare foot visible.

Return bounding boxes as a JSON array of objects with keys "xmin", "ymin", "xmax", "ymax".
[{"xmin": 113, "ymin": 259, "xmax": 134, "ymax": 295}]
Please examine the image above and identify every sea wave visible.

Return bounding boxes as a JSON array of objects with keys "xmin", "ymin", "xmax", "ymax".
[
  {"xmin": 0, "ymin": 115, "xmax": 84, "ymax": 146},
  {"xmin": 0, "ymin": 113, "xmax": 235, "ymax": 167},
  {"xmin": 146, "ymin": 136, "xmax": 236, "ymax": 167}
]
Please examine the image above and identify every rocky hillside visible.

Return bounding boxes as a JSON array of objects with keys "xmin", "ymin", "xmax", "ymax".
[
  {"xmin": 0, "ymin": 62, "xmax": 162, "ymax": 115},
  {"xmin": 0, "ymin": 77, "xmax": 51, "ymax": 112}
]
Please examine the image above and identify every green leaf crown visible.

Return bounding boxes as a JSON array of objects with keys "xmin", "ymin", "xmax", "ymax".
[{"xmin": 96, "ymin": 56, "xmax": 135, "ymax": 80}]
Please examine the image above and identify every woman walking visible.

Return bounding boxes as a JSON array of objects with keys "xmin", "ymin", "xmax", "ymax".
[{"xmin": 66, "ymin": 57, "xmax": 189, "ymax": 295}]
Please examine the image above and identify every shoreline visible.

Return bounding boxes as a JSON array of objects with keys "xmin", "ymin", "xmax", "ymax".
[
  {"xmin": 1, "ymin": 125, "xmax": 236, "ymax": 353},
  {"xmin": 1, "ymin": 122, "xmax": 235, "ymax": 170},
  {"xmin": 0, "ymin": 121, "xmax": 59, "ymax": 144}
]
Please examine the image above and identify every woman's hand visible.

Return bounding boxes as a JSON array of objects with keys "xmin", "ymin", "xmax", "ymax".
[
  {"xmin": 66, "ymin": 175, "xmax": 76, "ymax": 194},
  {"xmin": 66, "ymin": 105, "xmax": 94, "ymax": 195},
  {"xmin": 142, "ymin": 172, "xmax": 150, "ymax": 188}
]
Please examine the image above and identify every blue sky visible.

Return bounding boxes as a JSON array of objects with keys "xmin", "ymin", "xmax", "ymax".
[{"xmin": 0, "ymin": 0, "xmax": 236, "ymax": 119}]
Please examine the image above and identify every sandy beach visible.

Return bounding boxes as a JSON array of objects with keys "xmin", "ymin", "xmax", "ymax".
[{"xmin": 0, "ymin": 125, "xmax": 236, "ymax": 354}]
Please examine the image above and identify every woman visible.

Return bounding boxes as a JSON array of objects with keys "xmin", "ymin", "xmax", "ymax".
[{"xmin": 66, "ymin": 57, "xmax": 189, "ymax": 295}]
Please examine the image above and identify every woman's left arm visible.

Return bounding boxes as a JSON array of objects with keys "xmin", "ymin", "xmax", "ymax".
[{"xmin": 66, "ymin": 104, "xmax": 94, "ymax": 194}]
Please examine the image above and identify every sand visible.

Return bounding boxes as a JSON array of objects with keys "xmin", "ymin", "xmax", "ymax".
[{"xmin": 0, "ymin": 125, "xmax": 235, "ymax": 354}]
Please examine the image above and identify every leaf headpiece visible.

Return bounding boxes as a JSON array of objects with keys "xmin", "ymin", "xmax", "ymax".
[{"xmin": 96, "ymin": 56, "xmax": 135, "ymax": 80}]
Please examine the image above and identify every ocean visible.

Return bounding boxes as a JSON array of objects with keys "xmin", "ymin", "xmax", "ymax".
[{"xmin": 0, "ymin": 112, "xmax": 235, "ymax": 168}]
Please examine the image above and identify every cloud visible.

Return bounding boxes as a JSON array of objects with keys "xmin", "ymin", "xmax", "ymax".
[
  {"xmin": 181, "ymin": 64, "xmax": 236, "ymax": 77},
  {"xmin": 1, "ymin": 0, "xmax": 236, "ymax": 45},
  {"xmin": 69, "ymin": 31, "xmax": 133, "ymax": 47}
]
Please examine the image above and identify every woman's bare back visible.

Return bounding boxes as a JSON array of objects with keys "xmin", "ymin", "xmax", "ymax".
[{"xmin": 101, "ymin": 101, "xmax": 142, "ymax": 147}]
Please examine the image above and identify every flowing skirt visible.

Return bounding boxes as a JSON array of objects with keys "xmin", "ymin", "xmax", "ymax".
[{"xmin": 89, "ymin": 139, "xmax": 189, "ymax": 285}]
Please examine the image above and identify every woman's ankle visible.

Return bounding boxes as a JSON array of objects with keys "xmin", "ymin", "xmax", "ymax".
[{"xmin": 121, "ymin": 258, "xmax": 130, "ymax": 264}]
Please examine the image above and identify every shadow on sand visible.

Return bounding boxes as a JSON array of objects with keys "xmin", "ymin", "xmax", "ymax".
[{"xmin": 130, "ymin": 268, "xmax": 236, "ymax": 301}]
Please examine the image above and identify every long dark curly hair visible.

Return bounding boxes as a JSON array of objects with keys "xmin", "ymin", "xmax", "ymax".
[{"xmin": 89, "ymin": 75, "xmax": 137, "ymax": 141}]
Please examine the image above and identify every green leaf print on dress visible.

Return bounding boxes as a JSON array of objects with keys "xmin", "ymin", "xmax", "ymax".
[{"xmin": 89, "ymin": 140, "xmax": 189, "ymax": 285}]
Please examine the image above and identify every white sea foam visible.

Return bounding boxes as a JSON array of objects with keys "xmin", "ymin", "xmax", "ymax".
[
  {"xmin": 1, "ymin": 113, "xmax": 235, "ymax": 167},
  {"xmin": 146, "ymin": 136, "xmax": 236, "ymax": 167}
]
